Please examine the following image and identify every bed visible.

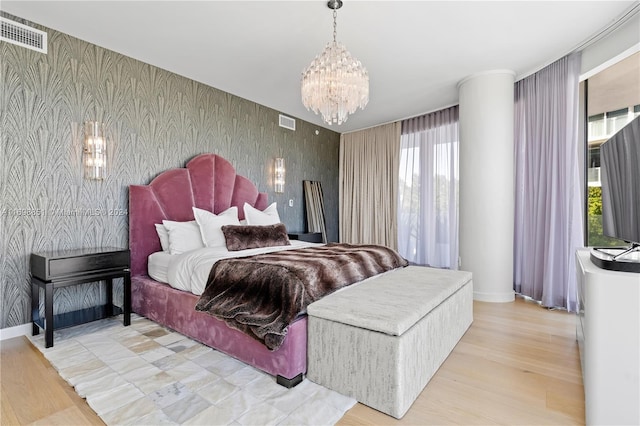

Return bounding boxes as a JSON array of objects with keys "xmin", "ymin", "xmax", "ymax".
[
  {"xmin": 129, "ymin": 153, "xmax": 313, "ymax": 386},
  {"xmin": 128, "ymin": 153, "xmax": 406, "ymax": 387}
]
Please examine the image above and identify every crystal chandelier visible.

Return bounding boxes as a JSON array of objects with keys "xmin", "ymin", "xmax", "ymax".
[{"xmin": 301, "ymin": 0, "xmax": 369, "ymax": 125}]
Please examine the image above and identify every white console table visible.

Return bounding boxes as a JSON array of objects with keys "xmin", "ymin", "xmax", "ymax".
[{"xmin": 576, "ymin": 249, "xmax": 640, "ymax": 425}]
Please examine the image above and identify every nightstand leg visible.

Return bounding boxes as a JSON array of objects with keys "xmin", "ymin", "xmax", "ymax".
[
  {"xmin": 31, "ymin": 279, "xmax": 40, "ymax": 336},
  {"xmin": 45, "ymin": 282, "xmax": 54, "ymax": 348},
  {"xmin": 123, "ymin": 271, "xmax": 131, "ymax": 326},
  {"xmin": 106, "ymin": 278, "xmax": 113, "ymax": 316}
]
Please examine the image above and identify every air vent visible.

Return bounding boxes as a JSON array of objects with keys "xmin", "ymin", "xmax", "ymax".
[
  {"xmin": 1, "ymin": 17, "xmax": 47, "ymax": 53},
  {"xmin": 279, "ymin": 114, "xmax": 296, "ymax": 131}
]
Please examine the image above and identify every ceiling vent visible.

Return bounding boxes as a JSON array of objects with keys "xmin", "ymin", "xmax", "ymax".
[
  {"xmin": 279, "ymin": 114, "xmax": 296, "ymax": 131},
  {"xmin": 1, "ymin": 17, "xmax": 47, "ymax": 54}
]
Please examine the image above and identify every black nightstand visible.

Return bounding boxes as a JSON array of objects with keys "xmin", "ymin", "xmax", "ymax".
[
  {"xmin": 288, "ymin": 232, "xmax": 324, "ymax": 243},
  {"xmin": 30, "ymin": 247, "xmax": 131, "ymax": 348}
]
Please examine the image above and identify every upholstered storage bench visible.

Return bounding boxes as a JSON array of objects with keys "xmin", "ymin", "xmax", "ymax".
[{"xmin": 306, "ymin": 266, "xmax": 473, "ymax": 419}]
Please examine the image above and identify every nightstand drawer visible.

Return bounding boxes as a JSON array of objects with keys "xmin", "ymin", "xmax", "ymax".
[{"xmin": 31, "ymin": 248, "xmax": 130, "ymax": 281}]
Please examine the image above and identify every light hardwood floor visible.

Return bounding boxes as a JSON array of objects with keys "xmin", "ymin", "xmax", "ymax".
[
  {"xmin": 1, "ymin": 333, "xmax": 104, "ymax": 425},
  {"xmin": 339, "ymin": 297, "xmax": 585, "ymax": 425},
  {"xmin": 1, "ymin": 296, "xmax": 583, "ymax": 425}
]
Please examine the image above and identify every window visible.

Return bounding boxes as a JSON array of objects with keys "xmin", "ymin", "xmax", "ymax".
[
  {"xmin": 397, "ymin": 106, "xmax": 459, "ymax": 269},
  {"xmin": 585, "ymin": 52, "xmax": 639, "ymax": 247}
]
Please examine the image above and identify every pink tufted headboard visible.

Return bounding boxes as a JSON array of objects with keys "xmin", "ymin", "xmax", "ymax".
[{"xmin": 129, "ymin": 154, "xmax": 268, "ymax": 276}]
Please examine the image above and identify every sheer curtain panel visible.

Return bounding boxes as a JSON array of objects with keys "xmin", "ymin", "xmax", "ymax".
[
  {"xmin": 398, "ymin": 106, "xmax": 459, "ymax": 269},
  {"xmin": 514, "ymin": 52, "xmax": 584, "ymax": 311},
  {"xmin": 339, "ymin": 122, "xmax": 401, "ymax": 249}
]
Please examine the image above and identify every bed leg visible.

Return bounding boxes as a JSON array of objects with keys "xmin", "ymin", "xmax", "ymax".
[{"xmin": 276, "ymin": 373, "xmax": 304, "ymax": 388}]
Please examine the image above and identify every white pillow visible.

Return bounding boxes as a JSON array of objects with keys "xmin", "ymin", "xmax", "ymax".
[
  {"xmin": 244, "ymin": 202, "xmax": 281, "ymax": 226},
  {"xmin": 161, "ymin": 220, "xmax": 204, "ymax": 255},
  {"xmin": 193, "ymin": 206, "xmax": 240, "ymax": 247},
  {"xmin": 154, "ymin": 224, "xmax": 170, "ymax": 252}
]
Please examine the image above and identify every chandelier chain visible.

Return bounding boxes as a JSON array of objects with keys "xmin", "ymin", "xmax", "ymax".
[{"xmin": 333, "ymin": 8, "xmax": 337, "ymax": 43}]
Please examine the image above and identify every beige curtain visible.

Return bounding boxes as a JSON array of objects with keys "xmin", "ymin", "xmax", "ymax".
[{"xmin": 339, "ymin": 121, "xmax": 401, "ymax": 249}]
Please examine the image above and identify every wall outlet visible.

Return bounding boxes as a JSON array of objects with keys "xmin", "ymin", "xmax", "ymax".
[{"xmin": 288, "ymin": 199, "xmax": 294, "ymax": 207}]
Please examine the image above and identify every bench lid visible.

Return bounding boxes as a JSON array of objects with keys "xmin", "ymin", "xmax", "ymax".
[{"xmin": 307, "ymin": 266, "xmax": 472, "ymax": 336}]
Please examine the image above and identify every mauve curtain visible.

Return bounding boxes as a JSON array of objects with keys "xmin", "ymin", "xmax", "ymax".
[
  {"xmin": 340, "ymin": 122, "xmax": 401, "ymax": 249},
  {"xmin": 398, "ymin": 106, "xmax": 459, "ymax": 268},
  {"xmin": 514, "ymin": 52, "xmax": 584, "ymax": 311}
]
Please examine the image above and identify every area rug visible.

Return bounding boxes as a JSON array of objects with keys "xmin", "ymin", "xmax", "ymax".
[{"xmin": 28, "ymin": 314, "xmax": 356, "ymax": 425}]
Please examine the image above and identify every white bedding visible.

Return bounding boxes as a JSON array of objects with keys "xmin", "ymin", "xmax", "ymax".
[
  {"xmin": 148, "ymin": 251, "xmax": 173, "ymax": 283},
  {"xmin": 147, "ymin": 240, "xmax": 321, "ymax": 295}
]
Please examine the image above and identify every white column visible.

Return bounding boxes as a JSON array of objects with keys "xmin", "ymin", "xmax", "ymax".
[{"xmin": 458, "ymin": 70, "xmax": 515, "ymax": 302}]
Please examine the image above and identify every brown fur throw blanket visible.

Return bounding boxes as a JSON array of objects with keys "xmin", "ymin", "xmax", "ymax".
[{"xmin": 195, "ymin": 243, "xmax": 408, "ymax": 350}]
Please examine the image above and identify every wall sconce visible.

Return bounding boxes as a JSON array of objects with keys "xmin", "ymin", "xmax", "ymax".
[
  {"xmin": 274, "ymin": 158, "xmax": 285, "ymax": 193},
  {"xmin": 84, "ymin": 121, "xmax": 106, "ymax": 180}
]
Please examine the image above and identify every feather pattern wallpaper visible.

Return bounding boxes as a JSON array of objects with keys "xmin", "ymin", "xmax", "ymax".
[{"xmin": 0, "ymin": 14, "xmax": 340, "ymax": 330}]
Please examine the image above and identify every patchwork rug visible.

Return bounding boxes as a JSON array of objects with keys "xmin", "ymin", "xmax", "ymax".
[{"xmin": 28, "ymin": 314, "xmax": 356, "ymax": 425}]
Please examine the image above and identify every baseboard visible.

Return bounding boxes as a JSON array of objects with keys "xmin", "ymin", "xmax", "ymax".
[
  {"xmin": 0, "ymin": 323, "xmax": 32, "ymax": 341},
  {"xmin": 473, "ymin": 290, "xmax": 515, "ymax": 303}
]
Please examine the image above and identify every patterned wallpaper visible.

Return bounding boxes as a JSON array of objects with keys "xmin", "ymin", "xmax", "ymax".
[{"xmin": 0, "ymin": 15, "xmax": 340, "ymax": 330}]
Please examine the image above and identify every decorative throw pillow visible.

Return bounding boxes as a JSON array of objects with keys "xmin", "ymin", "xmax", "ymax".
[
  {"xmin": 155, "ymin": 223, "xmax": 170, "ymax": 252},
  {"xmin": 222, "ymin": 223, "xmax": 291, "ymax": 251},
  {"xmin": 243, "ymin": 202, "xmax": 281, "ymax": 226},
  {"xmin": 161, "ymin": 220, "xmax": 205, "ymax": 255},
  {"xmin": 193, "ymin": 206, "xmax": 240, "ymax": 247}
]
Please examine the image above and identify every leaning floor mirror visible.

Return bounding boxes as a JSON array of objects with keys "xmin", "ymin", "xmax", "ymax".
[{"xmin": 303, "ymin": 180, "xmax": 327, "ymax": 243}]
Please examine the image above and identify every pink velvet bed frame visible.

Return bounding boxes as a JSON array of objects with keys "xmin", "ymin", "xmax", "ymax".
[{"xmin": 129, "ymin": 153, "xmax": 307, "ymax": 386}]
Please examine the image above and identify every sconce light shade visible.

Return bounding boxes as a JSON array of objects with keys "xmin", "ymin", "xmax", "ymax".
[
  {"xmin": 274, "ymin": 158, "xmax": 285, "ymax": 193},
  {"xmin": 84, "ymin": 121, "xmax": 106, "ymax": 180}
]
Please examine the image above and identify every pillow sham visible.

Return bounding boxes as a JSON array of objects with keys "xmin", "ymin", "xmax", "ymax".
[
  {"xmin": 222, "ymin": 223, "xmax": 291, "ymax": 251},
  {"xmin": 193, "ymin": 206, "xmax": 240, "ymax": 247},
  {"xmin": 244, "ymin": 202, "xmax": 281, "ymax": 226},
  {"xmin": 162, "ymin": 220, "xmax": 204, "ymax": 255},
  {"xmin": 155, "ymin": 223, "xmax": 170, "ymax": 252}
]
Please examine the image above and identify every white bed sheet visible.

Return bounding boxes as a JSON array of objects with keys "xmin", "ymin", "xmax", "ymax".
[
  {"xmin": 148, "ymin": 251, "xmax": 173, "ymax": 283},
  {"xmin": 147, "ymin": 240, "xmax": 321, "ymax": 295}
]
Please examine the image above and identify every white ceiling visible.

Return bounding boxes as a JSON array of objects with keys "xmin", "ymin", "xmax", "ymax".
[{"xmin": 2, "ymin": 1, "xmax": 637, "ymax": 133}]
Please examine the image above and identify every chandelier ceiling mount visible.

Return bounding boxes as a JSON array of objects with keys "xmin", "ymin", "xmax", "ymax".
[{"xmin": 327, "ymin": 0, "xmax": 343, "ymax": 11}]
